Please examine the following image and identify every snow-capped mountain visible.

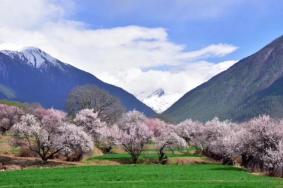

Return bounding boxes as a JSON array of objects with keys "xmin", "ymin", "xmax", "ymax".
[
  {"xmin": 138, "ymin": 88, "xmax": 180, "ymax": 113},
  {"xmin": 1, "ymin": 47, "xmax": 63, "ymax": 69},
  {"xmin": 0, "ymin": 47, "xmax": 156, "ymax": 116},
  {"xmin": 147, "ymin": 88, "xmax": 165, "ymax": 98}
]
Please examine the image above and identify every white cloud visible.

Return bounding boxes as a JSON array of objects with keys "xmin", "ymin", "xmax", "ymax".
[
  {"xmin": 178, "ymin": 44, "xmax": 237, "ymax": 61},
  {"xmin": 0, "ymin": 0, "xmax": 69, "ymax": 29},
  {"xmin": 0, "ymin": 0, "xmax": 238, "ymax": 112}
]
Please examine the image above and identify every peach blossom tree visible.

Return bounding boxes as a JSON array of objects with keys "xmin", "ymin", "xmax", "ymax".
[
  {"xmin": 118, "ymin": 110, "xmax": 153, "ymax": 163},
  {"xmin": 0, "ymin": 104, "xmax": 24, "ymax": 134},
  {"xmin": 12, "ymin": 108, "xmax": 93, "ymax": 162}
]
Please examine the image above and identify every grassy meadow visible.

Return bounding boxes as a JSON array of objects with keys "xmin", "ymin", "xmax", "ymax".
[
  {"xmin": 0, "ymin": 142, "xmax": 283, "ymax": 188},
  {"xmin": 0, "ymin": 164, "xmax": 283, "ymax": 188}
]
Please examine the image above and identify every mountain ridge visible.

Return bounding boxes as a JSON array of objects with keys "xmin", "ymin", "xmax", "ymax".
[
  {"xmin": 162, "ymin": 35, "xmax": 283, "ymax": 122},
  {"xmin": 0, "ymin": 48, "xmax": 156, "ymax": 117}
]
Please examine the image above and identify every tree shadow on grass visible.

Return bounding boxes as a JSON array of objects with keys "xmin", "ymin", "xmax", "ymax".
[{"xmin": 210, "ymin": 166, "xmax": 247, "ymax": 172}]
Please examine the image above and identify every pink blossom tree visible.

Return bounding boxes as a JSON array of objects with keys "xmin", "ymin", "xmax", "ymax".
[
  {"xmin": 176, "ymin": 118, "xmax": 241, "ymax": 164},
  {"xmin": 155, "ymin": 124, "xmax": 187, "ymax": 164},
  {"xmin": 118, "ymin": 110, "xmax": 153, "ymax": 163},
  {"xmin": 206, "ymin": 124, "xmax": 241, "ymax": 164},
  {"xmin": 153, "ymin": 115, "xmax": 283, "ymax": 177},
  {"xmin": 145, "ymin": 118, "xmax": 166, "ymax": 137},
  {"xmin": 237, "ymin": 115, "xmax": 283, "ymax": 171},
  {"xmin": 146, "ymin": 118, "xmax": 187, "ymax": 163},
  {"xmin": 176, "ymin": 119, "xmax": 204, "ymax": 147},
  {"xmin": 263, "ymin": 140, "xmax": 283, "ymax": 177},
  {"xmin": 12, "ymin": 108, "xmax": 93, "ymax": 162},
  {"xmin": 0, "ymin": 104, "xmax": 24, "ymax": 134},
  {"xmin": 96, "ymin": 124, "xmax": 121, "ymax": 153},
  {"xmin": 73, "ymin": 109, "xmax": 106, "ymax": 145},
  {"xmin": 58, "ymin": 122, "xmax": 94, "ymax": 161}
]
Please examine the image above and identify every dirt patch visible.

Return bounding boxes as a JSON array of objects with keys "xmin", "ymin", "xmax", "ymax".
[
  {"xmin": 168, "ymin": 157, "xmax": 217, "ymax": 165},
  {"xmin": 83, "ymin": 159, "xmax": 122, "ymax": 166},
  {"xmin": 0, "ymin": 135, "xmax": 19, "ymax": 156},
  {"xmin": 0, "ymin": 155, "xmax": 78, "ymax": 171},
  {"xmin": 92, "ymin": 147, "xmax": 104, "ymax": 156},
  {"xmin": 111, "ymin": 147, "xmax": 125, "ymax": 154}
]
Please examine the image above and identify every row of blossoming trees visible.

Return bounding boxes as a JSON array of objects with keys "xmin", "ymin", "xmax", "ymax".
[
  {"xmin": 2, "ymin": 102, "xmax": 283, "ymax": 177},
  {"xmin": 0, "ymin": 103, "xmax": 186, "ymax": 164},
  {"xmin": 176, "ymin": 116, "xmax": 283, "ymax": 177}
]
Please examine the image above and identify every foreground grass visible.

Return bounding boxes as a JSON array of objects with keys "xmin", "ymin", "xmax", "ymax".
[
  {"xmin": 0, "ymin": 164, "xmax": 283, "ymax": 188},
  {"xmin": 0, "ymin": 145, "xmax": 282, "ymax": 187}
]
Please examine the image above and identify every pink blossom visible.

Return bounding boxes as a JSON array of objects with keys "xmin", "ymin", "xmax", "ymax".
[
  {"xmin": 12, "ymin": 108, "xmax": 93, "ymax": 162},
  {"xmin": 118, "ymin": 110, "xmax": 153, "ymax": 163},
  {"xmin": 0, "ymin": 104, "xmax": 24, "ymax": 133}
]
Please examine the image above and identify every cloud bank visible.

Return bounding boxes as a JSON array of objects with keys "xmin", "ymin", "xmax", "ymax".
[{"xmin": 0, "ymin": 0, "xmax": 238, "ymax": 112}]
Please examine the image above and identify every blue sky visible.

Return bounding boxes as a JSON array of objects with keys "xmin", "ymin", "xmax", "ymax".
[
  {"xmin": 0, "ymin": 0, "xmax": 282, "ymax": 112},
  {"xmin": 72, "ymin": 0, "xmax": 283, "ymax": 60}
]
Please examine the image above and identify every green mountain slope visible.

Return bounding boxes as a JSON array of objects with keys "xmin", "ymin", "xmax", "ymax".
[
  {"xmin": 162, "ymin": 36, "xmax": 283, "ymax": 122},
  {"xmin": 0, "ymin": 84, "xmax": 16, "ymax": 99}
]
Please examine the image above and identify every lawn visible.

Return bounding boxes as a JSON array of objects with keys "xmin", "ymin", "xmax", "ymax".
[{"xmin": 0, "ymin": 164, "xmax": 283, "ymax": 188}]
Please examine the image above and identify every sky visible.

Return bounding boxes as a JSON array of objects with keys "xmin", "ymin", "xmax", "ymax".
[{"xmin": 0, "ymin": 0, "xmax": 283, "ymax": 112}]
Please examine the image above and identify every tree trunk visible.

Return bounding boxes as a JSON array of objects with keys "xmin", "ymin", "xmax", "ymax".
[
  {"xmin": 131, "ymin": 155, "xmax": 139, "ymax": 164},
  {"xmin": 41, "ymin": 156, "xmax": 49, "ymax": 163},
  {"xmin": 102, "ymin": 146, "xmax": 112, "ymax": 153},
  {"xmin": 159, "ymin": 148, "xmax": 168, "ymax": 164}
]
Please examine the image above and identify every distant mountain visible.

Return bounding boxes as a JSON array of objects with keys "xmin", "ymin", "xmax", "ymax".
[
  {"xmin": 162, "ymin": 36, "xmax": 283, "ymax": 123},
  {"xmin": 0, "ymin": 47, "xmax": 156, "ymax": 116},
  {"xmin": 148, "ymin": 88, "xmax": 165, "ymax": 98},
  {"xmin": 139, "ymin": 88, "xmax": 181, "ymax": 113}
]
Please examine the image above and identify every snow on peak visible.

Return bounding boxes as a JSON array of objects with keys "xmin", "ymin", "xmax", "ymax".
[
  {"xmin": 148, "ymin": 88, "xmax": 165, "ymax": 98},
  {"xmin": 20, "ymin": 47, "xmax": 59, "ymax": 68},
  {"xmin": 137, "ymin": 88, "xmax": 179, "ymax": 113},
  {"xmin": 1, "ymin": 47, "xmax": 61, "ymax": 69},
  {"xmin": 141, "ymin": 92, "xmax": 181, "ymax": 113},
  {"xmin": 138, "ymin": 88, "xmax": 165, "ymax": 100}
]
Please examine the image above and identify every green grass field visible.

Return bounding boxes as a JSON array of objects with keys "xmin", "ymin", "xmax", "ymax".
[
  {"xmin": 0, "ymin": 164, "xmax": 283, "ymax": 188},
  {"xmin": 0, "ymin": 144, "xmax": 282, "ymax": 187}
]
